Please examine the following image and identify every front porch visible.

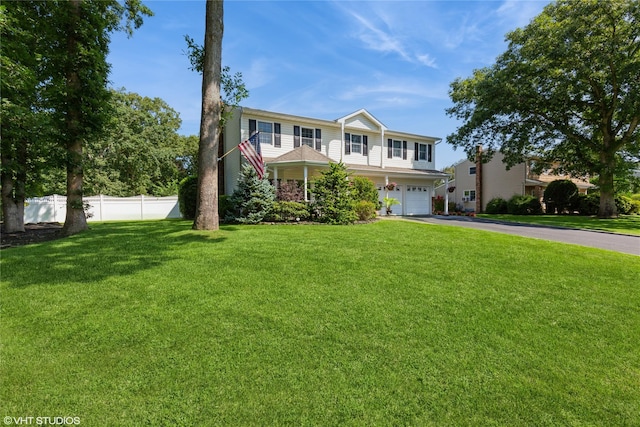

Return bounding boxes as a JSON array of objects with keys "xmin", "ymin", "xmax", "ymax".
[{"xmin": 266, "ymin": 146, "xmax": 449, "ymax": 216}]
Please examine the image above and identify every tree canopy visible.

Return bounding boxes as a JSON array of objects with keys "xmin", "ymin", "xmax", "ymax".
[
  {"xmin": 446, "ymin": 0, "xmax": 640, "ymax": 217},
  {"xmin": 0, "ymin": 0, "xmax": 153, "ymax": 234}
]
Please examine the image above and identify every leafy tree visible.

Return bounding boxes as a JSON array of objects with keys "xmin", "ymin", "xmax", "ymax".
[
  {"xmin": 446, "ymin": 0, "xmax": 640, "ymax": 218},
  {"xmin": 310, "ymin": 162, "xmax": 357, "ymax": 225},
  {"xmin": 227, "ymin": 164, "xmax": 275, "ymax": 224},
  {"xmin": 1, "ymin": 0, "xmax": 152, "ymax": 235},
  {"xmin": 1, "ymin": 2, "xmax": 43, "ymax": 232},
  {"xmin": 83, "ymin": 89, "xmax": 187, "ymax": 196}
]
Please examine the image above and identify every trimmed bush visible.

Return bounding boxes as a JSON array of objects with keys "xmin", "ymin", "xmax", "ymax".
[
  {"xmin": 615, "ymin": 195, "xmax": 634, "ymax": 215},
  {"xmin": 354, "ymin": 200, "xmax": 377, "ymax": 221},
  {"xmin": 486, "ymin": 197, "xmax": 508, "ymax": 214},
  {"xmin": 577, "ymin": 193, "xmax": 599, "ymax": 216},
  {"xmin": 507, "ymin": 195, "xmax": 543, "ymax": 215},
  {"xmin": 351, "ymin": 176, "xmax": 381, "ymax": 209},
  {"xmin": 544, "ymin": 179, "xmax": 579, "ymax": 214},
  {"xmin": 178, "ymin": 176, "xmax": 198, "ymax": 219},
  {"xmin": 267, "ymin": 201, "xmax": 310, "ymax": 222}
]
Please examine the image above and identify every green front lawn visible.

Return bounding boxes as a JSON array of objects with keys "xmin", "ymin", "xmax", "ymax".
[
  {"xmin": 477, "ymin": 214, "xmax": 640, "ymax": 235},
  {"xmin": 2, "ymin": 220, "xmax": 639, "ymax": 425}
]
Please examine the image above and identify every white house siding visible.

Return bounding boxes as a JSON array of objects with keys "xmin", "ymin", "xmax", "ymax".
[{"xmin": 224, "ymin": 108, "xmax": 445, "ymax": 216}]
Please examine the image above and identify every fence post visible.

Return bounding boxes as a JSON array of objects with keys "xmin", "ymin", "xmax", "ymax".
[{"xmin": 140, "ymin": 195, "xmax": 145, "ymax": 220}]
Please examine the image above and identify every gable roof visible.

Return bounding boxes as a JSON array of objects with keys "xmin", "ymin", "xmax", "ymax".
[{"xmin": 336, "ymin": 108, "xmax": 387, "ymax": 131}]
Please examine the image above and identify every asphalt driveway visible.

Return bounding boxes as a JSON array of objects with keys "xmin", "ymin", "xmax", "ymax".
[{"xmin": 402, "ymin": 215, "xmax": 640, "ymax": 256}]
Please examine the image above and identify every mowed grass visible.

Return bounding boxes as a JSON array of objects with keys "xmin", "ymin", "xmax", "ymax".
[
  {"xmin": 477, "ymin": 214, "xmax": 640, "ymax": 235},
  {"xmin": 1, "ymin": 220, "xmax": 639, "ymax": 426}
]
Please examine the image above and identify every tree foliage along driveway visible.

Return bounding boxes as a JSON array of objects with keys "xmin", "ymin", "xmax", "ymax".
[{"xmin": 446, "ymin": 0, "xmax": 640, "ymax": 218}]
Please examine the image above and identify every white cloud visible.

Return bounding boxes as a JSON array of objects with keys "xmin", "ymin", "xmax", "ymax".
[{"xmin": 337, "ymin": 4, "xmax": 437, "ymax": 68}]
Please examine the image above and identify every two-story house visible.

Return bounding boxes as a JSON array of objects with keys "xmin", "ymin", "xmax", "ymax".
[
  {"xmin": 436, "ymin": 148, "xmax": 594, "ymax": 212},
  {"xmin": 221, "ymin": 107, "xmax": 448, "ymax": 215}
]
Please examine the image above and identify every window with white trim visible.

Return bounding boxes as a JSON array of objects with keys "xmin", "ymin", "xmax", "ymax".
[
  {"xmin": 350, "ymin": 134, "xmax": 362, "ymax": 154},
  {"xmin": 463, "ymin": 190, "xmax": 476, "ymax": 201},
  {"xmin": 258, "ymin": 121, "xmax": 273, "ymax": 145},
  {"xmin": 393, "ymin": 140, "xmax": 402, "ymax": 158},
  {"xmin": 469, "ymin": 166, "xmax": 476, "ymax": 175},
  {"xmin": 301, "ymin": 127, "xmax": 314, "ymax": 147}
]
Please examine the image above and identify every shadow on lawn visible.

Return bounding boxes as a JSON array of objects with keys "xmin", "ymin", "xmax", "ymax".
[{"xmin": 1, "ymin": 220, "xmax": 230, "ymax": 288}]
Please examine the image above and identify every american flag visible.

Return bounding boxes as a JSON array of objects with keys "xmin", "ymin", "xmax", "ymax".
[{"xmin": 238, "ymin": 132, "xmax": 265, "ymax": 179}]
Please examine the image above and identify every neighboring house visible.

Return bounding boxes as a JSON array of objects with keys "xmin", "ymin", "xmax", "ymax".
[
  {"xmin": 435, "ymin": 148, "xmax": 593, "ymax": 212},
  {"xmin": 221, "ymin": 107, "xmax": 448, "ymax": 215}
]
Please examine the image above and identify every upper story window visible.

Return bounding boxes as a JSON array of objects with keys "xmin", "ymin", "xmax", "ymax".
[
  {"xmin": 393, "ymin": 140, "xmax": 402, "ymax": 158},
  {"xmin": 295, "ymin": 126, "xmax": 321, "ymax": 151},
  {"xmin": 249, "ymin": 119, "xmax": 281, "ymax": 147},
  {"xmin": 414, "ymin": 143, "xmax": 432, "ymax": 162},
  {"xmin": 258, "ymin": 121, "xmax": 273, "ymax": 145},
  {"xmin": 344, "ymin": 133, "xmax": 368, "ymax": 156},
  {"xmin": 301, "ymin": 127, "xmax": 314, "ymax": 147},
  {"xmin": 387, "ymin": 139, "xmax": 407, "ymax": 160},
  {"xmin": 469, "ymin": 166, "xmax": 477, "ymax": 175}
]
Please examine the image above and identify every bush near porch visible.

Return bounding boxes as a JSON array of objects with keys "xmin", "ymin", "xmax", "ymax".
[{"xmin": 180, "ymin": 162, "xmax": 381, "ymax": 225}]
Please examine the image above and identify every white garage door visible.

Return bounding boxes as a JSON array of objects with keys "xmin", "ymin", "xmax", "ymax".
[
  {"xmin": 405, "ymin": 186, "xmax": 430, "ymax": 215},
  {"xmin": 377, "ymin": 185, "xmax": 403, "ymax": 215}
]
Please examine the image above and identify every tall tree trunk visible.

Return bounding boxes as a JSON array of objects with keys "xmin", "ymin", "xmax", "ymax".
[
  {"xmin": 62, "ymin": 0, "xmax": 88, "ymax": 236},
  {"xmin": 1, "ymin": 139, "xmax": 26, "ymax": 233},
  {"xmin": 598, "ymin": 170, "xmax": 617, "ymax": 218},
  {"xmin": 193, "ymin": 0, "xmax": 223, "ymax": 231}
]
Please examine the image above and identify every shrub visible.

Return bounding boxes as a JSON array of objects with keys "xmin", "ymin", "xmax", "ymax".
[
  {"xmin": 354, "ymin": 200, "xmax": 377, "ymax": 221},
  {"xmin": 226, "ymin": 165, "xmax": 276, "ymax": 224},
  {"xmin": 351, "ymin": 176, "xmax": 381, "ymax": 209},
  {"xmin": 615, "ymin": 195, "xmax": 634, "ymax": 215},
  {"xmin": 433, "ymin": 196, "xmax": 445, "ymax": 213},
  {"xmin": 544, "ymin": 179, "xmax": 579, "ymax": 214},
  {"xmin": 178, "ymin": 176, "xmax": 198, "ymax": 219},
  {"xmin": 485, "ymin": 197, "xmax": 508, "ymax": 214},
  {"xmin": 310, "ymin": 162, "xmax": 357, "ymax": 225},
  {"xmin": 507, "ymin": 195, "xmax": 543, "ymax": 215},
  {"xmin": 577, "ymin": 193, "xmax": 599, "ymax": 216},
  {"xmin": 267, "ymin": 201, "xmax": 310, "ymax": 222},
  {"xmin": 276, "ymin": 180, "xmax": 305, "ymax": 202}
]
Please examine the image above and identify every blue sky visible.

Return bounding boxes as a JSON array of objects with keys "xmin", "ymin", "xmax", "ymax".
[{"xmin": 107, "ymin": 0, "xmax": 551, "ymax": 169}]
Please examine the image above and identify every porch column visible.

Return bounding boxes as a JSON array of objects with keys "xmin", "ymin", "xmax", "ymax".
[
  {"xmin": 444, "ymin": 177, "xmax": 449, "ymax": 215},
  {"xmin": 273, "ymin": 167, "xmax": 278, "ymax": 184},
  {"xmin": 304, "ymin": 166, "xmax": 308, "ymax": 201}
]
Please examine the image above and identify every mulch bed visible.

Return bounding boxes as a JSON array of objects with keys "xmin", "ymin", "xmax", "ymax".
[{"xmin": 1, "ymin": 223, "xmax": 65, "ymax": 249}]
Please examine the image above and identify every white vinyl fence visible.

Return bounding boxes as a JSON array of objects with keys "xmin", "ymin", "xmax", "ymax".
[{"xmin": 24, "ymin": 194, "xmax": 182, "ymax": 223}]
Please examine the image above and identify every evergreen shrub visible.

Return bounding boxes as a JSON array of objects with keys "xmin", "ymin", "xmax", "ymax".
[
  {"xmin": 310, "ymin": 162, "xmax": 357, "ymax": 224},
  {"xmin": 354, "ymin": 200, "xmax": 377, "ymax": 221},
  {"xmin": 485, "ymin": 197, "xmax": 508, "ymax": 214},
  {"xmin": 577, "ymin": 193, "xmax": 599, "ymax": 215},
  {"xmin": 507, "ymin": 195, "xmax": 543, "ymax": 215},
  {"xmin": 227, "ymin": 165, "xmax": 275, "ymax": 224},
  {"xmin": 268, "ymin": 201, "xmax": 310, "ymax": 222},
  {"xmin": 178, "ymin": 176, "xmax": 198, "ymax": 219}
]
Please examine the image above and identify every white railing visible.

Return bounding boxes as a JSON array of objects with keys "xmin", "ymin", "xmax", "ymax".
[{"xmin": 24, "ymin": 194, "xmax": 181, "ymax": 223}]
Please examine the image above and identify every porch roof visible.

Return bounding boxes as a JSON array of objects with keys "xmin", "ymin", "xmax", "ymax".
[
  {"xmin": 266, "ymin": 146, "xmax": 448, "ymax": 180},
  {"xmin": 265, "ymin": 145, "xmax": 334, "ymax": 166}
]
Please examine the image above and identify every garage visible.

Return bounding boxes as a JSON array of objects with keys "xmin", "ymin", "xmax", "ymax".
[
  {"xmin": 377, "ymin": 185, "xmax": 403, "ymax": 215},
  {"xmin": 405, "ymin": 186, "xmax": 430, "ymax": 215}
]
